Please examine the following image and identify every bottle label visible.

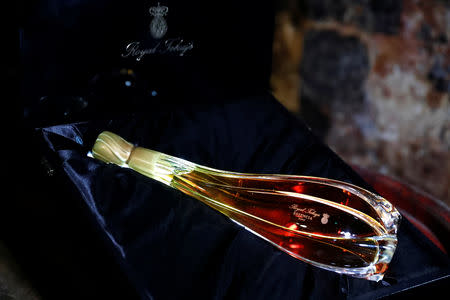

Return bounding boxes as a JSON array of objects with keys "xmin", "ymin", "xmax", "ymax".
[{"xmin": 289, "ymin": 204, "xmax": 321, "ymax": 222}]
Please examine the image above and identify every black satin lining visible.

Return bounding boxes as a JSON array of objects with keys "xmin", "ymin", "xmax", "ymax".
[{"xmin": 39, "ymin": 95, "xmax": 449, "ymax": 299}]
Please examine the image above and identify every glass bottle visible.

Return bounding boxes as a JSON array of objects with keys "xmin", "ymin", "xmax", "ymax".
[{"xmin": 91, "ymin": 131, "xmax": 400, "ymax": 281}]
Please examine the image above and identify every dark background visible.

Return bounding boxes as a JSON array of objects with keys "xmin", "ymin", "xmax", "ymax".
[{"xmin": 6, "ymin": 0, "xmax": 276, "ymax": 299}]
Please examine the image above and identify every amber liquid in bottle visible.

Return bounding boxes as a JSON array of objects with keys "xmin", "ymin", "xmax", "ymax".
[
  {"xmin": 171, "ymin": 170, "xmax": 395, "ymax": 274},
  {"xmin": 91, "ymin": 131, "xmax": 400, "ymax": 281}
]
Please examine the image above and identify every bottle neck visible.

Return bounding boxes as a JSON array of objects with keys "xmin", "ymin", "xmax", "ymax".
[{"xmin": 126, "ymin": 147, "xmax": 194, "ymax": 186}]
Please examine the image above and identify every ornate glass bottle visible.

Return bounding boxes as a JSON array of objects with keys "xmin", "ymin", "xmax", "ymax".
[{"xmin": 91, "ymin": 131, "xmax": 400, "ymax": 281}]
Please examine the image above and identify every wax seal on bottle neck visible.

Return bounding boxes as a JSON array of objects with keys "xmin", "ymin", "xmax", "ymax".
[{"xmin": 92, "ymin": 131, "xmax": 134, "ymax": 167}]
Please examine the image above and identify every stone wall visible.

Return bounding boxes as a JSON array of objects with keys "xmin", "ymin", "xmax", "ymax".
[{"xmin": 271, "ymin": 0, "xmax": 450, "ymax": 204}]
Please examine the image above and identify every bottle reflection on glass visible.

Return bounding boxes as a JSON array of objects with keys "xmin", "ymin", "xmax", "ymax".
[{"xmin": 90, "ymin": 131, "xmax": 401, "ymax": 281}]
